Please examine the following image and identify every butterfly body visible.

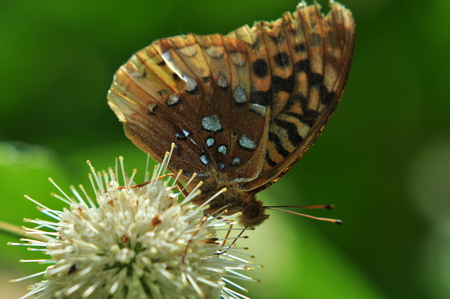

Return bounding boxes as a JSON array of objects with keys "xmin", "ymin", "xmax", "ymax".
[{"xmin": 108, "ymin": 1, "xmax": 355, "ymax": 228}]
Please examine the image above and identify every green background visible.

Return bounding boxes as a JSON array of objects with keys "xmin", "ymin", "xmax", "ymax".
[{"xmin": 1, "ymin": 0, "xmax": 449, "ymax": 298}]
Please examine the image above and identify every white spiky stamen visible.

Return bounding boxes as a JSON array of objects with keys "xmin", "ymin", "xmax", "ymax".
[{"xmin": 10, "ymin": 147, "xmax": 260, "ymax": 299}]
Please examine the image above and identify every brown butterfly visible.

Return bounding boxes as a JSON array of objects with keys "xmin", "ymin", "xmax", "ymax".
[{"xmin": 107, "ymin": 1, "xmax": 355, "ymax": 228}]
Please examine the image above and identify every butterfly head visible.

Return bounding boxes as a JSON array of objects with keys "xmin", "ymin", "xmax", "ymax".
[
  {"xmin": 194, "ymin": 181, "xmax": 270, "ymax": 229},
  {"xmin": 238, "ymin": 193, "xmax": 269, "ymax": 228}
]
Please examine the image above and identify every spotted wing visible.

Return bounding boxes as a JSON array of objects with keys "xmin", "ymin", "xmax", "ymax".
[
  {"xmin": 152, "ymin": 34, "xmax": 271, "ymax": 182},
  {"xmin": 107, "ymin": 33, "xmax": 271, "ymax": 180},
  {"xmin": 236, "ymin": 1, "xmax": 355, "ymax": 192},
  {"xmin": 107, "ymin": 1, "xmax": 354, "ymax": 187}
]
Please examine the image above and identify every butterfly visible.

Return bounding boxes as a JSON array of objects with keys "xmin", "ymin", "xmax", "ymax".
[{"xmin": 107, "ymin": 1, "xmax": 355, "ymax": 228}]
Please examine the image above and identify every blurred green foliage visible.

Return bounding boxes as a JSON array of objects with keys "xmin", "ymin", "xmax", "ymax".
[{"xmin": 1, "ymin": 0, "xmax": 450, "ymax": 298}]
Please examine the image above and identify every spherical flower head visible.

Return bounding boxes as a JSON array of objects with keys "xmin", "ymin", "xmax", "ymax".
[{"xmin": 11, "ymin": 148, "xmax": 260, "ymax": 299}]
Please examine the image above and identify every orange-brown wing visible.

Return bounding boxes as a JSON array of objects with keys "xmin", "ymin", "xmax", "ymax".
[
  {"xmin": 239, "ymin": 1, "xmax": 355, "ymax": 192},
  {"xmin": 107, "ymin": 43, "xmax": 210, "ymax": 178},
  {"xmin": 107, "ymin": 33, "xmax": 271, "ymax": 181},
  {"xmin": 156, "ymin": 33, "xmax": 272, "ymax": 182},
  {"xmin": 108, "ymin": 1, "xmax": 354, "ymax": 188}
]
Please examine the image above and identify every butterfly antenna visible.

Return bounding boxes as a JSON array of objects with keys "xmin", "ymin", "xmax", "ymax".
[{"xmin": 265, "ymin": 205, "xmax": 342, "ymax": 224}]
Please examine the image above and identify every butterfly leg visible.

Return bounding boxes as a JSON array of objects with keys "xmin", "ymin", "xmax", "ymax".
[{"xmin": 216, "ymin": 227, "xmax": 246, "ymax": 256}]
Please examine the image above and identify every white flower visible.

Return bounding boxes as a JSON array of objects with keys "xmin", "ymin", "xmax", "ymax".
[{"xmin": 10, "ymin": 147, "xmax": 260, "ymax": 299}]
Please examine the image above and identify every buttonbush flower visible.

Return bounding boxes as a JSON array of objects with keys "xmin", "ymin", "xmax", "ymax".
[{"xmin": 10, "ymin": 148, "xmax": 260, "ymax": 298}]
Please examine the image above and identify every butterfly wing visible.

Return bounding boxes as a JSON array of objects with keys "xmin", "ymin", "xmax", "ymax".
[
  {"xmin": 108, "ymin": 42, "xmax": 212, "ymax": 177},
  {"xmin": 107, "ymin": 33, "xmax": 272, "ymax": 181},
  {"xmin": 239, "ymin": 1, "xmax": 355, "ymax": 192},
  {"xmin": 108, "ymin": 1, "xmax": 354, "ymax": 192},
  {"xmin": 155, "ymin": 34, "xmax": 272, "ymax": 181}
]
